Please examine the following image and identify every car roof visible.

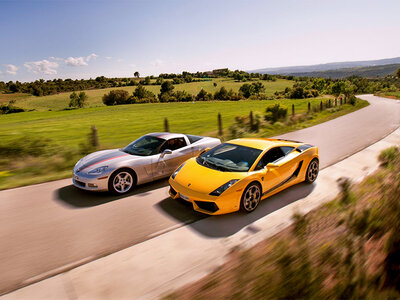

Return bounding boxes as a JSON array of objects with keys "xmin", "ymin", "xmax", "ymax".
[
  {"xmin": 228, "ymin": 138, "xmax": 303, "ymax": 150},
  {"xmin": 146, "ymin": 132, "xmax": 186, "ymax": 140}
]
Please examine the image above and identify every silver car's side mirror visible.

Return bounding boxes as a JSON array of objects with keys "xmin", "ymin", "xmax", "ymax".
[{"xmin": 161, "ymin": 149, "xmax": 173, "ymax": 157}]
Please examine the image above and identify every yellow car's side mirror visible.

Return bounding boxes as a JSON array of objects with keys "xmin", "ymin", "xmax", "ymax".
[
  {"xmin": 266, "ymin": 163, "xmax": 279, "ymax": 169},
  {"xmin": 198, "ymin": 148, "xmax": 210, "ymax": 156}
]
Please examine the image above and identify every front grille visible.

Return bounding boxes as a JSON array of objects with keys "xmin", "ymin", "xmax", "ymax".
[
  {"xmin": 75, "ymin": 180, "xmax": 86, "ymax": 187},
  {"xmin": 194, "ymin": 201, "xmax": 219, "ymax": 213},
  {"xmin": 169, "ymin": 186, "xmax": 177, "ymax": 197}
]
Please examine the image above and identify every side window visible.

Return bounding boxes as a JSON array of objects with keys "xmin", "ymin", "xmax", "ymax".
[
  {"xmin": 280, "ymin": 146, "xmax": 294, "ymax": 155},
  {"xmin": 255, "ymin": 147, "xmax": 285, "ymax": 170},
  {"xmin": 160, "ymin": 138, "xmax": 187, "ymax": 152}
]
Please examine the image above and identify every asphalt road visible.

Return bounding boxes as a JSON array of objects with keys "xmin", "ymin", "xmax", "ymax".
[{"xmin": 0, "ymin": 95, "xmax": 399, "ymax": 295}]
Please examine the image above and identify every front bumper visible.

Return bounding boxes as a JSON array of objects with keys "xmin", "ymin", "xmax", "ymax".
[
  {"xmin": 72, "ymin": 171, "xmax": 109, "ymax": 192},
  {"xmin": 168, "ymin": 178, "xmax": 241, "ymax": 215}
]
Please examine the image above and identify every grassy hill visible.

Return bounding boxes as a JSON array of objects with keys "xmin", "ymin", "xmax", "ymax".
[
  {"xmin": 252, "ymin": 56, "xmax": 400, "ymax": 75},
  {"xmin": 0, "ymin": 78, "xmax": 294, "ymax": 111},
  {"xmin": 287, "ymin": 63, "xmax": 400, "ymax": 79}
]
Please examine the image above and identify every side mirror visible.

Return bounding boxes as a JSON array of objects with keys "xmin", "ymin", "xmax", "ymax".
[
  {"xmin": 161, "ymin": 149, "xmax": 172, "ymax": 157},
  {"xmin": 266, "ymin": 163, "xmax": 279, "ymax": 169},
  {"xmin": 198, "ymin": 148, "xmax": 210, "ymax": 157}
]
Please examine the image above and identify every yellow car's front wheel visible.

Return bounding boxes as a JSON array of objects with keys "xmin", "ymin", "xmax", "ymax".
[{"xmin": 240, "ymin": 182, "xmax": 261, "ymax": 213}]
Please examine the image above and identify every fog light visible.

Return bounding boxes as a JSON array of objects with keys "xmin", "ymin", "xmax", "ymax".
[{"xmin": 88, "ymin": 183, "xmax": 98, "ymax": 188}]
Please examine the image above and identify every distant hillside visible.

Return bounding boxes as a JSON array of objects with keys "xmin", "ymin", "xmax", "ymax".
[
  {"xmin": 287, "ymin": 63, "xmax": 400, "ymax": 79},
  {"xmin": 252, "ymin": 56, "xmax": 400, "ymax": 75}
]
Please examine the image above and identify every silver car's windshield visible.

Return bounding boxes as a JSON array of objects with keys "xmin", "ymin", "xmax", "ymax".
[
  {"xmin": 196, "ymin": 143, "xmax": 262, "ymax": 172},
  {"xmin": 122, "ymin": 136, "xmax": 165, "ymax": 156}
]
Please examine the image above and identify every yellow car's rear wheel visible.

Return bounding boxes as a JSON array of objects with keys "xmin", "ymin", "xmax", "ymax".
[
  {"xmin": 305, "ymin": 159, "xmax": 319, "ymax": 183},
  {"xmin": 240, "ymin": 182, "xmax": 261, "ymax": 213}
]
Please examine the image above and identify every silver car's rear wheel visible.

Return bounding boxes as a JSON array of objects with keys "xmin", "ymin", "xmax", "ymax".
[
  {"xmin": 109, "ymin": 169, "xmax": 135, "ymax": 194},
  {"xmin": 305, "ymin": 159, "xmax": 319, "ymax": 183},
  {"xmin": 240, "ymin": 183, "xmax": 261, "ymax": 213}
]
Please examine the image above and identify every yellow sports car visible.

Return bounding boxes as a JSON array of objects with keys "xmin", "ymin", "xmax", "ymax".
[{"xmin": 168, "ymin": 138, "xmax": 319, "ymax": 215}]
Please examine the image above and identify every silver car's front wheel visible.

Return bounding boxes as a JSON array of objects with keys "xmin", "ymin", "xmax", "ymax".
[{"xmin": 109, "ymin": 169, "xmax": 135, "ymax": 194}]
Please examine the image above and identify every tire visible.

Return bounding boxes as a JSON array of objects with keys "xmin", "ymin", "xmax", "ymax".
[
  {"xmin": 305, "ymin": 159, "xmax": 319, "ymax": 183},
  {"xmin": 108, "ymin": 169, "xmax": 136, "ymax": 194},
  {"xmin": 240, "ymin": 182, "xmax": 261, "ymax": 213}
]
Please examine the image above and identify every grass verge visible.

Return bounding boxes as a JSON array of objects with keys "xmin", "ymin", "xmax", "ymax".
[{"xmin": 164, "ymin": 146, "xmax": 400, "ymax": 299}]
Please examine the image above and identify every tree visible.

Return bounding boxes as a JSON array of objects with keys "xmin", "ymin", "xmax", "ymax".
[
  {"xmin": 102, "ymin": 90, "xmax": 130, "ymax": 106},
  {"xmin": 214, "ymin": 86, "xmax": 229, "ymax": 100},
  {"xmin": 239, "ymin": 83, "xmax": 255, "ymax": 98},
  {"xmin": 396, "ymin": 67, "xmax": 400, "ymax": 79},
  {"xmin": 134, "ymin": 71, "xmax": 140, "ymax": 78},
  {"xmin": 264, "ymin": 104, "xmax": 287, "ymax": 123},
  {"xmin": 69, "ymin": 91, "xmax": 88, "ymax": 108},
  {"xmin": 160, "ymin": 81, "xmax": 174, "ymax": 94},
  {"xmin": 196, "ymin": 89, "xmax": 212, "ymax": 101},
  {"xmin": 132, "ymin": 85, "xmax": 157, "ymax": 103}
]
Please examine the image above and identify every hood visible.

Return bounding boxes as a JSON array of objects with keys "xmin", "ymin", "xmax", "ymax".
[
  {"xmin": 174, "ymin": 158, "xmax": 247, "ymax": 194},
  {"xmin": 75, "ymin": 149, "xmax": 130, "ymax": 173}
]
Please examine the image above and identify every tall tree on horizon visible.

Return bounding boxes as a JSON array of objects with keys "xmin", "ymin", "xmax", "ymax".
[{"xmin": 134, "ymin": 71, "xmax": 140, "ymax": 78}]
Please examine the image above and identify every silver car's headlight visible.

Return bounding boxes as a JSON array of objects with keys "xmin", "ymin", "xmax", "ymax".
[
  {"xmin": 209, "ymin": 179, "xmax": 239, "ymax": 196},
  {"xmin": 88, "ymin": 166, "xmax": 108, "ymax": 175},
  {"xmin": 171, "ymin": 163, "xmax": 185, "ymax": 179}
]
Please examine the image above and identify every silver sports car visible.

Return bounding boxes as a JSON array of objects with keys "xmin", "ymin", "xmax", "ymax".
[{"xmin": 73, "ymin": 132, "xmax": 221, "ymax": 194}]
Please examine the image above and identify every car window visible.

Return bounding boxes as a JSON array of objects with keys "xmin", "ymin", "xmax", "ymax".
[
  {"xmin": 122, "ymin": 136, "xmax": 165, "ymax": 156},
  {"xmin": 160, "ymin": 138, "xmax": 187, "ymax": 152},
  {"xmin": 255, "ymin": 147, "xmax": 285, "ymax": 170},
  {"xmin": 280, "ymin": 146, "xmax": 294, "ymax": 155}
]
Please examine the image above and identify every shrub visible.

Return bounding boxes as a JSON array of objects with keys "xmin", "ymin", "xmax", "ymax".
[
  {"xmin": 196, "ymin": 89, "xmax": 213, "ymax": 101},
  {"xmin": 264, "ymin": 104, "xmax": 287, "ymax": 123},
  {"xmin": 378, "ymin": 146, "xmax": 399, "ymax": 166},
  {"xmin": 0, "ymin": 102, "xmax": 25, "ymax": 114},
  {"xmin": 69, "ymin": 91, "xmax": 87, "ymax": 108},
  {"xmin": 102, "ymin": 90, "xmax": 130, "ymax": 106},
  {"xmin": 131, "ymin": 85, "xmax": 157, "ymax": 103},
  {"xmin": 175, "ymin": 90, "xmax": 194, "ymax": 102}
]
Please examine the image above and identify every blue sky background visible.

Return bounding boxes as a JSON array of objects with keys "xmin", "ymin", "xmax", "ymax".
[{"xmin": 1, "ymin": 0, "xmax": 399, "ymax": 82}]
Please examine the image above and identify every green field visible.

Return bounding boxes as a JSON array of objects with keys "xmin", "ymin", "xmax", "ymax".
[
  {"xmin": 4, "ymin": 78, "xmax": 294, "ymax": 111},
  {"xmin": 0, "ymin": 97, "xmax": 353, "ymax": 148}
]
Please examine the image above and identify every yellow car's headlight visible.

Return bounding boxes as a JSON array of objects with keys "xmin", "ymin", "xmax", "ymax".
[
  {"xmin": 209, "ymin": 179, "xmax": 239, "ymax": 196},
  {"xmin": 171, "ymin": 163, "xmax": 185, "ymax": 179}
]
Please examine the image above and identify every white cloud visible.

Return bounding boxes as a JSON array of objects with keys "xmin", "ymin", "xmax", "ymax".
[
  {"xmin": 6, "ymin": 64, "xmax": 18, "ymax": 75},
  {"xmin": 117, "ymin": 58, "xmax": 124, "ymax": 63},
  {"xmin": 65, "ymin": 53, "xmax": 98, "ymax": 67},
  {"xmin": 65, "ymin": 57, "xmax": 88, "ymax": 67},
  {"xmin": 86, "ymin": 53, "xmax": 98, "ymax": 61},
  {"xmin": 129, "ymin": 63, "xmax": 136, "ymax": 68},
  {"xmin": 105, "ymin": 56, "xmax": 112, "ymax": 60},
  {"xmin": 24, "ymin": 60, "xmax": 59, "ymax": 75}
]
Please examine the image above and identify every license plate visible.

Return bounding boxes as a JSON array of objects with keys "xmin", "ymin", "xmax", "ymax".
[{"xmin": 179, "ymin": 193, "xmax": 190, "ymax": 202}]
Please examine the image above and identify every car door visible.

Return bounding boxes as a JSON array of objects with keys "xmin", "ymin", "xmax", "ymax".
[
  {"xmin": 255, "ymin": 146, "xmax": 296, "ymax": 196},
  {"xmin": 153, "ymin": 137, "xmax": 193, "ymax": 177}
]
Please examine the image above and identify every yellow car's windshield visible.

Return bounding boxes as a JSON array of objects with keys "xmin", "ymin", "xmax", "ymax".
[{"xmin": 197, "ymin": 143, "xmax": 262, "ymax": 172}]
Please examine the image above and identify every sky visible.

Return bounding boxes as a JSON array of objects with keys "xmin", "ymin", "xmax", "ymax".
[{"xmin": 0, "ymin": 0, "xmax": 399, "ymax": 82}]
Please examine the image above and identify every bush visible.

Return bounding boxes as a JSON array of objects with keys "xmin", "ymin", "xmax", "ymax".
[
  {"xmin": 102, "ymin": 90, "xmax": 130, "ymax": 106},
  {"xmin": 131, "ymin": 85, "xmax": 157, "ymax": 103},
  {"xmin": 264, "ymin": 104, "xmax": 287, "ymax": 123},
  {"xmin": 0, "ymin": 102, "xmax": 25, "ymax": 114},
  {"xmin": 196, "ymin": 89, "xmax": 213, "ymax": 101},
  {"xmin": 175, "ymin": 90, "xmax": 194, "ymax": 102},
  {"xmin": 378, "ymin": 146, "xmax": 399, "ymax": 166},
  {"xmin": 69, "ymin": 91, "xmax": 87, "ymax": 108}
]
